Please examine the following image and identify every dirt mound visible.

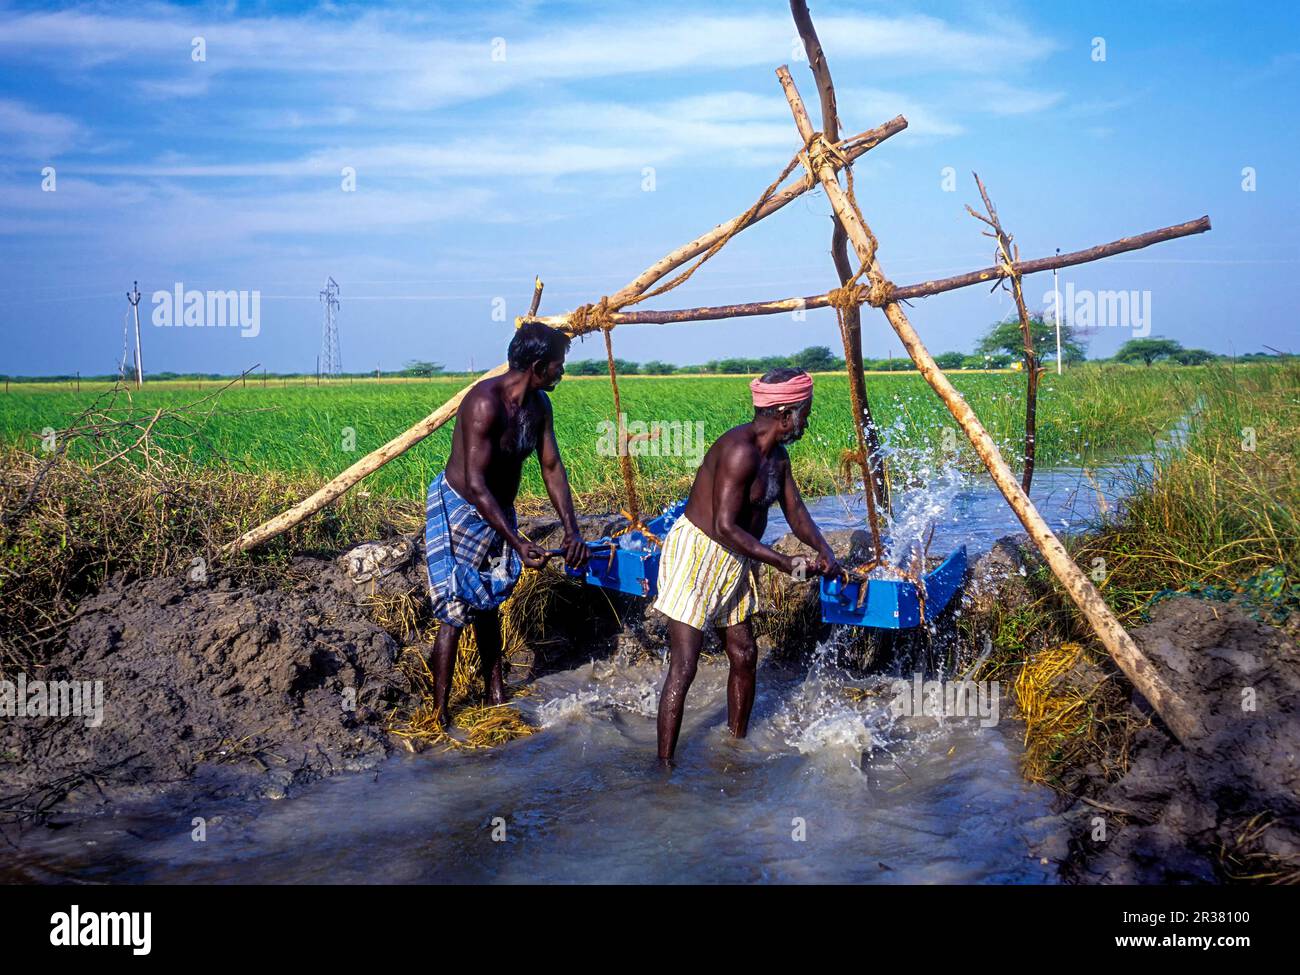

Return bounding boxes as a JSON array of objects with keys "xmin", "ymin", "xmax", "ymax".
[
  {"xmin": 1057, "ymin": 596, "xmax": 1300, "ymax": 883},
  {"xmin": 1, "ymin": 557, "xmax": 413, "ymax": 823}
]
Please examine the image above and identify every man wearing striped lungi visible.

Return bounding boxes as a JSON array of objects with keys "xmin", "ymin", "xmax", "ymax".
[
  {"xmin": 653, "ymin": 368, "xmax": 842, "ymax": 763},
  {"xmin": 424, "ymin": 322, "xmax": 589, "ymax": 725}
]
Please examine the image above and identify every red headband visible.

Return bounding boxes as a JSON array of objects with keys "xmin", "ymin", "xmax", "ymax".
[{"xmin": 750, "ymin": 372, "xmax": 813, "ymax": 408}]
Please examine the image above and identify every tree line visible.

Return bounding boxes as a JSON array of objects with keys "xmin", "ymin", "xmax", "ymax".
[
  {"xmin": 1, "ymin": 317, "xmax": 1279, "ymax": 383},
  {"xmin": 563, "ymin": 316, "xmax": 1247, "ymax": 375}
]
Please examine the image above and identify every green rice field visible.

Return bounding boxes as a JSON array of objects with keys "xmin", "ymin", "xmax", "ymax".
[{"xmin": 0, "ymin": 365, "xmax": 1246, "ymax": 506}]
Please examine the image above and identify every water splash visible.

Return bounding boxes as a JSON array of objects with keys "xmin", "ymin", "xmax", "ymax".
[{"xmin": 767, "ymin": 637, "xmax": 892, "ymax": 766}]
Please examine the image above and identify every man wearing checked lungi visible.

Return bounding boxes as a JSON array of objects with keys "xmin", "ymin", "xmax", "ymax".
[
  {"xmin": 654, "ymin": 368, "xmax": 843, "ymax": 763},
  {"xmin": 424, "ymin": 321, "xmax": 589, "ymax": 725}
]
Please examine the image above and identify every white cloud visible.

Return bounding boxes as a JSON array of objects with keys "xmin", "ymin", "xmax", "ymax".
[
  {"xmin": 0, "ymin": 6, "xmax": 1059, "ymax": 112},
  {"xmin": 0, "ymin": 98, "xmax": 83, "ymax": 157}
]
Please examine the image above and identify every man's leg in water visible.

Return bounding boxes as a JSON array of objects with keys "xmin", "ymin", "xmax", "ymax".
[
  {"xmin": 428, "ymin": 621, "xmax": 462, "ymax": 725},
  {"xmin": 473, "ymin": 608, "xmax": 507, "ymax": 705},
  {"xmin": 657, "ymin": 619, "xmax": 705, "ymax": 763},
  {"xmin": 721, "ymin": 621, "xmax": 758, "ymax": 738}
]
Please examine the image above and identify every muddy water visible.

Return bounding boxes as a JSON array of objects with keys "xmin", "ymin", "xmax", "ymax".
[
  {"xmin": 7, "ymin": 656, "xmax": 1057, "ymax": 884},
  {"xmin": 4, "ymin": 464, "xmax": 1135, "ymax": 884}
]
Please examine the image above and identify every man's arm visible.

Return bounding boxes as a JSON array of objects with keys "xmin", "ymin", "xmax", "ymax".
[
  {"xmin": 535, "ymin": 394, "xmax": 588, "ymax": 568},
  {"xmin": 711, "ymin": 442, "xmax": 796, "ymax": 573},
  {"xmin": 458, "ymin": 391, "xmax": 544, "ymax": 566},
  {"xmin": 777, "ymin": 454, "xmax": 841, "ymax": 578}
]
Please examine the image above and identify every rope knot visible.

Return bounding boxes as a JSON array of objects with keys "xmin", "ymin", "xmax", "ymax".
[
  {"xmin": 865, "ymin": 278, "xmax": 895, "ymax": 308},
  {"xmin": 569, "ymin": 296, "xmax": 616, "ymax": 337},
  {"xmin": 804, "ymin": 131, "xmax": 848, "ymax": 176}
]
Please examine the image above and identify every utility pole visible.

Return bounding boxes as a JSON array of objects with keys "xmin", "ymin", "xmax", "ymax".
[
  {"xmin": 1053, "ymin": 249, "xmax": 1063, "ymax": 375},
  {"xmin": 127, "ymin": 281, "xmax": 144, "ymax": 388},
  {"xmin": 319, "ymin": 277, "xmax": 341, "ymax": 376}
]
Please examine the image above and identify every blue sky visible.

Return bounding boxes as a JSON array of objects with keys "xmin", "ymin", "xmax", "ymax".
[{"xmin": 0, "ymin": 0, "xmax": 1296, "ymax": 376}]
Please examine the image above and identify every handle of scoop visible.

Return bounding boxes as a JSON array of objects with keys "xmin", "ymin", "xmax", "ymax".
[{"xmin": 543, "ymin": 541, "xmax": 615, "ymax": 558}]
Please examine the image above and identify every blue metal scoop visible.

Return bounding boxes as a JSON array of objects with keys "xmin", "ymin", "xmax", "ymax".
[
  {"xmin": 561, "ymin": 499, "xmax": 687, "ymax": 598},
  {"xmin": 820, "ymin": 545, "xmax": 967, "ymax": 629}
]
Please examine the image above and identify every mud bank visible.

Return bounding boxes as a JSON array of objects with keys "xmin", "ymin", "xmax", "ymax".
[
  {"xmin": 0, "ymin": 559, "xmax": 412, "ymax": 824},
  {"xmin": 967, "ymin": 534, "xmax": 1299, "ymax": 883},
  {"xmin": 1054, "ymin": 597, "xmax": 1299, "ymax": 883}
]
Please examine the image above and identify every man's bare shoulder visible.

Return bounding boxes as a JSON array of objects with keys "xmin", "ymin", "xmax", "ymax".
[
  {"xmin": 461, "ymin": 377, "xmax": 505, "ymax": 417},
  {"xmin": 709, "ymin": 423, "xmax": 759, "ymax": 468}
]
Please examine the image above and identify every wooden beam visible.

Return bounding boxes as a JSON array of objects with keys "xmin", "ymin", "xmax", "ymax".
[
  {"xmin": 223, "ymin": 115, "xmax": 908, "ymax": 555},
  {"xmin": 894, "ymin": 216, "xmax": 1212, "ymax": 301},
  {"xmin": 522, "ymin": 216, "xmax": 1212, "ymax": 329},
  {"xmin": 777, "ymin": 65, "xmax": 1206, "ymax": 746}
]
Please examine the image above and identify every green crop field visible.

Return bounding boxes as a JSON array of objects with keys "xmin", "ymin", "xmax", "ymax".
[{"xmin": 0, "ymin": 365, "xmax": 1239, "ymax": 508}]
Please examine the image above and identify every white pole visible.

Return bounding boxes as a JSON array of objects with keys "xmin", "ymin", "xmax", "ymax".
[
  {"xmin": 128, "ymin": 281, "xmax": 144, "ymax": 388},
  {"xmin": 1053, "ymin": 250, "xmax": 1062, "ymax": 375}
]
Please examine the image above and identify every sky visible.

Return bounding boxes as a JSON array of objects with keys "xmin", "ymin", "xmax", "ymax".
[{"xmin": 0, "ymin": 0, "xmax": 1296, "ymax": 377}]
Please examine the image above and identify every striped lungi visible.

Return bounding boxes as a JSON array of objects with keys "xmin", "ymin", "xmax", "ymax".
[
  {"xmin": 424, "ymin": 472, "xmax": 522, "ymax": 627},
  {"xmin": 653, "ymin": 514, "xmax": 756, "ymax": 632}
]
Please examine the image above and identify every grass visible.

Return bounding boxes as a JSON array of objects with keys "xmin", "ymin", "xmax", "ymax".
[
  {"xmin": 1070, "ymin": 359, "xmax": 1299, "ymax": 619},
  {"xmin": 0, "ymin": 364, "xmax": 1224, "ymax": 516}
]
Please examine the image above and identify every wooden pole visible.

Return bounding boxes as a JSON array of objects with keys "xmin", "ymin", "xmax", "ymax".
[
  {"xmin": 790, "ymin": 0, "xmax": 888, "ymax": 525},
  {"xmin": 969, "ymin": 173, "xmax": 1039, "ymax": 492},
  {"xmin": 224, "ymin": 116, "xmax": 906, "ymax": 556},
  {"xmin": 790, "ymin": 0, "xmax": 888, "ymax": 544},
  {"xmin": 777, "ymin": 65, "xmax": 1205, "ymax": 745},
  {"xmin": 521, "ymin": 217, "xmax": 1211, "ymax": 329},
  {"xmin": 1054, "ymin": 251, "xmax": 1063, "ymax": 375}
]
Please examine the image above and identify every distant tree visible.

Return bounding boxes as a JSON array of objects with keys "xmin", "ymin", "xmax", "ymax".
[
  {"xmin": 1115, "ymin": 337, "xmax": 1183, "ymax": 367},
  {"xmin": 712, "ymin": 358, "xmax": 754, "ymax": 374},
  {"xmin": 976, "ymin": 315, "xmax": 1087, "ymax": 364},
  {"xmin": 566, "ymin": 358, "xmax": 638, "ymax": 375},
  {"xmin": 1172, "ymin": 348, "xmax": 1215, "ymax": 366},
  {"xmin": 790, "ymin": 345, "xmax": 837, "ymax": 372},
  {"xmin": 960, "ymin": 352, "xmax": 1012, "ymax": 369},
  {"xmin": 403, "ymin": 359, "xmax": 444, "ymax": 377},
  {"xmin": 641, "ymin": 360, "xmax": 677, "ymax": 374},
  {"xmin": 934, "ymin": 352, "xmax": 966, "ymax": 369},
  {"xmin": 758, "ymin": 355, "xmax": 793, "ymax": 373}
]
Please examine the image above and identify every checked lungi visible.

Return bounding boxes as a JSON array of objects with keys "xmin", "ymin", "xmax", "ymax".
[{"xmin": 424, "ymin": 472, "xmax": 522, "ymax": 627}]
